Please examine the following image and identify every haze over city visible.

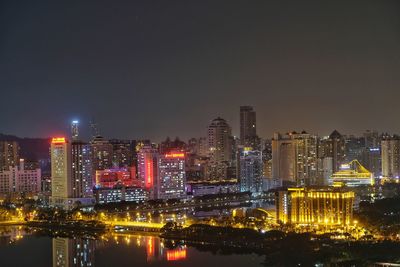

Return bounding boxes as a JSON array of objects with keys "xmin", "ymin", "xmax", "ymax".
[{"xmin": 1, "ymin": 1, "xmax": 400, "ymax": 141}]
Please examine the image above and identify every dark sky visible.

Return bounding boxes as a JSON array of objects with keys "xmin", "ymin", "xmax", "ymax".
[{"xmin": 1, "ymin": 1, "xmax": 400, "ymax": 141}]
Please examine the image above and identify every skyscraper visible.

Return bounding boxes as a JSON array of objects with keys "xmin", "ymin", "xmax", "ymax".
[
  {"xmin": 90, "ymin": 136, "xmax": 113, "ymax": 171},
  {"xmin": 240, "ymin": 106, "xmax": 258, "ymax": 148},
  {"xmin": 207, "ymin": 117, "xmax": 232, "ymax": 181},
  {"xmin": 272, "ymin": 131, "xmax": 318, "ymax": 186},
  {"xmin": 71, "ymin": 141, "xmax": 93, "ymax": 198},
  {"xmin": 321, "ymin": 130, "xmax": 346, "ymax": 172},
  {"xmin": 381, "ymin": 135, "xmax": 400, "ymax": 178},
  {"xmin": 50, "ymin": 137, "xmax": 72, "ymax": 207},
  {"xmin": 158, "ymin": 152, "xmax": 186, "ymax": 199},
  {"xmin": 0, "ymin": 141, "xmax": 19, "ymax": 171},
  {"xmin": 71, "ymin": 120, "xmax": 79, "ymax": 141},
  {"xmin": 207, "ymin": 117, "xmax": 232, "ymax": 163},
  {"xmin": 137, "ymin": 144, "xmax": 159, "ymax": 199},
  {"xmin": 237, "ymin": 147, "xmax": 263, "ymax": 193}
]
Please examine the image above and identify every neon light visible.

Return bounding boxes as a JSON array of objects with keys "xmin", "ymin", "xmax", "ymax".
[
  {"xmin": 145, "ymin": 156, "xmax": 153, "ymax": 189},
  {"xmin": 52, "ymin": 137, "xmax": 66, "ymax": 144},
  {"xmin": 167, "ymin": 249, "xmax": 187, "ymax": 261},
  {"xmin": 165, "ymin": 153, "xmax": 185, "ymax": 158}
]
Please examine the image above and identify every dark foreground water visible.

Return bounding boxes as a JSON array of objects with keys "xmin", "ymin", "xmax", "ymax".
[{"xmin": 0, "ymin": 227, "xmax": 264, "ymax": 267}]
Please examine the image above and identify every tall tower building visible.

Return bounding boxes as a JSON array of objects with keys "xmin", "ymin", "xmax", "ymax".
[
  {"xmin": 207, "ymin": 117, "xmax": 232, "ymax": 163},
  {"xmin": 381, "ymin": 135, "xmax": 400, "ymax": 178},
  {"xmin": 137, "ymin": 144, "xmax": 159, "ymax": 199},
  {"xmin": 90, "ymin": 136, "xmax": 113, "ymax": 171},
  {"xmin": 237, "ymin": 147, "xmax": 263, "ymax": 193},
  {"xmin": 240, "ymin": 106, "xmax": 258, "ymax": 148},
  {"xmin": 321, "ymin": 130, "xmax": 346, "ymax": 172},
  {"xmin": 158, "ymin": 152, "xmax": 186, "ymax": 199},
  {"xmin": 71, "ymin": 120, "xmax": 79, "ymax": 141},
  {"xmin": 71, "ymin": 141, "xmax": 93, "ymax": 198},
  {"xmin": 272, "ymin": 131, "xmax": 318, "ymax": 186},
  {"xmin": 0, "ymin": 141, "xmax": 20, "ymax": 171},
  {"xmin": 51, "ymin": 137, "xmax": 72, "ymax": 207}
]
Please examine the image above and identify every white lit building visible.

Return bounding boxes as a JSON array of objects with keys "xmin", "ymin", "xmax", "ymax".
[{"xmin": 158, "ymin": 152, "xmax": 186, "ymax": 200}]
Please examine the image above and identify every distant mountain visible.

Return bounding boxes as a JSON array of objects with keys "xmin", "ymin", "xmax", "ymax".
[{"xmin": 0, "ymin": 134, "xmax": 51, "ymax": 160}]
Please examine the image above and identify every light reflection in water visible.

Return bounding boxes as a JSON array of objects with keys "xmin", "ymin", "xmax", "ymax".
[{"xmin": 52, "ymin": 234, "xmax": 187, "ymax": 266}]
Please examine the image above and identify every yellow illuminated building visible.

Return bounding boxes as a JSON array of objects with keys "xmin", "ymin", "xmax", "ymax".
[
  {"xmin": 330, "ymin": 160, "xmax": 374, "ymax": 187},
  {"xmin": 276, "ymin": 187, "xmax": 355, "ymax": 226}
]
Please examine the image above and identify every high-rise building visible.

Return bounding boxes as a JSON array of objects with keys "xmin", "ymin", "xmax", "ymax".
[
  {"xmin": 0, "ymin": 159, "xmax": 41, "ymax": 198},
  {"xmin": 71, "ymin": 141, "xmax": 93, "ymax": 198},
  {"xmin": 71, "ymin": 120, "xmax": 79, "ymax": 141},
  {"xmin": 381, "ymin": 135, "xmax": 400, "ymax": 178},
  {"xmin": 345, "ymin": 135, "xmax": 365, "ymax": 162},
  {"xmin": 207, "ymin": 117, "xmax": 232, "ymax": 163},
  {"xmin": 237, "ymin": 147, "xmax": 263, "ymax": 193},
  {"xmin": 240, "ymin": 106, "xmax": 259, "ymax": 148},
  {"xmin": 321, "ymin": 130, "xmax": 346, "ymax": 173},
  {"xmin": 158, "ymin": 152, "xmax": 186, "ymax": 199},
  {"xmin": 109, "ymin": 139, "xmax": 136, "ymax": 168},
  {"xmin": 272, "ymin": 131, "xmax": 318, "ymax": 186},
  {"xmin": 207, "ymin": 118, "xmax": 232, "ymax": 181},
  {"xmin": 137, "ymin": 144, "xmax": 159, "ymax": 199},
  {"xmin": 50, "ymin": 137, "xmax": 72, "ymax": 207},
  {"xmin": 0, "ymin": 141, "xmax": 19, "ymax": 171},
  {"xmin": 90, "ymin": 136, "xmax": 113, "ymax": 171},
  {"xmin": 276, "ymin": 187, "xmax": 355, "ymax": 226}
]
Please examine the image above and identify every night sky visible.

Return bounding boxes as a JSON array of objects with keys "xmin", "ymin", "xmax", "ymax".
[{"xmin": 1, "ymin": 1, "xmax": 400, "ymax": 141}]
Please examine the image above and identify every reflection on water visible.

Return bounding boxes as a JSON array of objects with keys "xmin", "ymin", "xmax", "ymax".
[
  {"xmin": 0, "ymin": 226, "xmax": 263, "ymax": 267},
  {"xmin": 53, "ymin": 238, "xmax": 95, "ymax": 267},
  {"xmin": 52, "ymin": 235, "xmax": 188, "ymax": 267}
]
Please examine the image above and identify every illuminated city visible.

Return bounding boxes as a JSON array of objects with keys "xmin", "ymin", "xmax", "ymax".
[{"xmin": 1, "ymin": 1, "xmax": 400, "ymax": 266}]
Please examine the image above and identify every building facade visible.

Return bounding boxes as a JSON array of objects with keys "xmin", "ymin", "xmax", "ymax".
[
  {"xmin": 158, "ymin": 152, "xmax": 186, "ymax": 199},
  {"xmin": 381, "ymin": 135, "xmax": 400, "ymax": 178},
  {"xmin": 272, "ymin": 131, "xmax": 318, "ymax": 186},
  {"xmin": 276, "ymin": 187, "xmax": 355, "ymax": 227},
  {"xmin": 0, "ymin": 159, "xmax": 41, "ymax": 198},
  {"xmin": 238, "ymin": 147, "xmax": 263, "ymax": 193},
  {"xmin": 0, "ymin": 141, "xmax": 19, "ymax": 171}
]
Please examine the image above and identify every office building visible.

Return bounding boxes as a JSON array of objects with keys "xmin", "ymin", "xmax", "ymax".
[
  {"xmin": 276, "ymin": 187, "xmax": 355, "ymax": 226},
  {"xmin": 207, "ymin": 117, "xmax": 232, "ymax": 163},
  {"xmin": 137, "ymin": 144, "xmax": 159, "ymax": 198},
  {"xmin": 272, "ymin": 131, "xmax": 318, "ymax": 186},
  {"xmin": 158, "ymin": 152, "xmax": 186, "ymax": 199},
  {"xmin": 240, "ymin": 106, "xmax": 259, "ymax": 149},
  {"xmin": 50, "ymin": 137, "xmax": 72, "ymax": 207},
  {"xmin": 237, "ymin": 147, "xmax": 263, "ymax": 193},
  {"xmin": 90, "ymin": 136, "xmax": 113, "ymax": 171},
  {"xmin": 381, "ymin": 135, "xmax": 400, "ymax": 178},
  {"xmin": 71, "ymin": 140, "xmax": 93, "ymax": 198}
]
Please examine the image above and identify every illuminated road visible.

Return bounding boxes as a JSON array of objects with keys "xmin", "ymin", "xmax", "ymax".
[{"xmin": 103, "ymin": 220, "xmax": 165, "ymax": 229}]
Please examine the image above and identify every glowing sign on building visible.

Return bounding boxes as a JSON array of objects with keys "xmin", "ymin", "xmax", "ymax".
[
  {"xmin": 165, "ymin": 153, "xmax": 185, "ymax": 158},
  {"xmin": 145, "ymin": 156, "xmax": 153, "ymax": 189},
  {"xmin": 166, "ymin": 249, "xmax": 187, "ymax": 261},
  {"xmin": 52, "ymin": 137, "xmax": 66, "ymax": 144}
]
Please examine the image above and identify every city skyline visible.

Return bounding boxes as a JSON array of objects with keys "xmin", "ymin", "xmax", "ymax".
[{"xmin": 1, "ymin": 1, "xmax": 400, "ymax": 141}]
